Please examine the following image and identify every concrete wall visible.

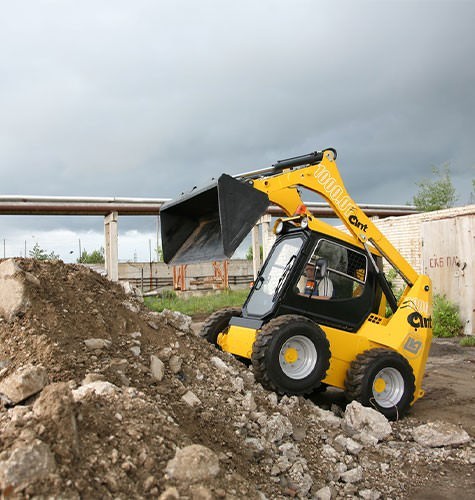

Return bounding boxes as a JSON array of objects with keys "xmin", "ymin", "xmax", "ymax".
[
  {"xmin": 118, "ymin": 259, "xmax": 254, "ymax": 291},
  {"xmin": 358, "ymin": 205, "xmax": 474, "ymax": 335}
]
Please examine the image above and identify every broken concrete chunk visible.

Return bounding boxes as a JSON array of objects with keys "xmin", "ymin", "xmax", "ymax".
[
  {"xmin": 342, "ymin": 401, "xmax": 392, "ymax": 442},
  {"xmin": 168, "ymin": 355, "xmax": 183, "ymax": 374},
  {"xmin": 0, "ymin": 259, "xmax": 31, "ymax": 319},
  {"xmin": 160, "ymin": 309, "xmax": 193, "ymax": 334},
  {"xmin": 412, "ymin": 421, "xmax": 471, "ymax": 447},
  {"xmin": 0, "ymin": 364, "xmax": 48, "ymax": 404},
  {"xmin": 84, "ymin": 338, "xmax": 112, "ymax": 350},
  {"xmin": 165, "ymin": 444, "xmax": 219, "ymax": 483},
  {"xmin": 0, "ymin": 440, "xmax": 56, "ymax": 490},
  {"xmin": 181, "ymin": 390, "xmax": 201, "ymax": 407},
  {"xmin": 130, "ymin": 346, "xmax": 141, "ymax": 357},
  {"xmin": 72, "ymin": 381, "xmax": 118, "ymax": 401},
  {"xmin": 150, "ymin": 355, "xmax": 165, "ymax": 381}
]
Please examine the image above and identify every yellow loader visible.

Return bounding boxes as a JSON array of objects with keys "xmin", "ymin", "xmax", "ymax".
[{"xmin": 160, "ymin": 148, "xmax": 433, "ymax": 419}]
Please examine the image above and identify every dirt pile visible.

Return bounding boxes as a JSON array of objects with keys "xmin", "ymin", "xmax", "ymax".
[{"xmin": 0, "ymin": 258, "xmax": 473, "ymax": 499}]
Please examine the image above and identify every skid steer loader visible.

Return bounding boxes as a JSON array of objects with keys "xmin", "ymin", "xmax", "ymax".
[{"xmin": 160, "ymin": 148, "xmax": 433, "ymax": 419}]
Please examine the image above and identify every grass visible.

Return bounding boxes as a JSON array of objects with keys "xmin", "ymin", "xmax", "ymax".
[
  {"xmin": 144, "ymin": 288, "xmax": 249, "ymax": 317},
  {"xmin": 460, "ymin": 336, "xmax": 475, "ymax": 347}
]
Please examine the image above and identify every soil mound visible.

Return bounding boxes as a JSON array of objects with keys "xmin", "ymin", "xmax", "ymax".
[{"xmin": 0, "ymin": 259, "xmax": 473, "ymax": 499}]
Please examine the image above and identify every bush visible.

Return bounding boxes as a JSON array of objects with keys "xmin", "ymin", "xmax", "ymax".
[{"xmin": 432, "ymin": 294, "xmax": 463, "ymax": 338}]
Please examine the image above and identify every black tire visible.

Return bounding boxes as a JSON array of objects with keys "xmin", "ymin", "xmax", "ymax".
[
  {"xmin": 251, "ymin": 314, "xmax": 331, "ymax": 395},
  {"xmin": 199, "ymin": 307, "xmax": 241, "ymax": 346},
  {"xmin": 344, "ymin": 348, "xmax": 415, "ymax": 420}
]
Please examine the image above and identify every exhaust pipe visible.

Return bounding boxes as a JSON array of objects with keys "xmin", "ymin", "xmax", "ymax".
[{"xmin": 160, "ymin": 174, "xmax": 269, "ymax": 264}]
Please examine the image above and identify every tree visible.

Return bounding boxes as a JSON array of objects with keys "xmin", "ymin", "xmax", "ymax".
[
  {"xmin": 29, "ymin": 243, "xmax": 60, "ymax": 261},
  {"xmin": 412, "ymin": 164, "xmax": 457, "ymax": 212},
  {"xmin": 77, "ymin": 247, "xmax": 105, "ymax": 264},
  {"xmin": 246, "ymin": 245, "xmax": 263, "ymax": 261}
]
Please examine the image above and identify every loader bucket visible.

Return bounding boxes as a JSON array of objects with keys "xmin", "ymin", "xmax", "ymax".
[{"xmin": 160, "ymin": 174, "xmax": 270, "ymax": 264}]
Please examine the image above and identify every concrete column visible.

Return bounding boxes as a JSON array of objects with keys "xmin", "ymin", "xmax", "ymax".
[
  {"xmin": 260, "ymin": 214, "xmax": 273, "ymax": 261},
  {"xmin": 104, "ymin": 211, "xmax": 119, "ymax": 281},
  {"xmin": 251, "ymin": 224, "xmax": 261, "ymax": 280}
]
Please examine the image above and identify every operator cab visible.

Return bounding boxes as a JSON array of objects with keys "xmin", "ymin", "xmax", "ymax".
[{"xmin": 239, "ymin": 227, "xmax": 383, "ymax": 332}]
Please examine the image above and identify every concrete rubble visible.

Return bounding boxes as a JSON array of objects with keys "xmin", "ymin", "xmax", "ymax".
[{"xmin": 0, "ymin": 258, "xmax": 473, "ymax": 498}]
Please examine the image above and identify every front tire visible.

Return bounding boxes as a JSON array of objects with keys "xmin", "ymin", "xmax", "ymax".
[
  {"xmin": 251, "ymin": 315, "xmax": 331, "ymax": 395},
  {"xmin": 344, "ymin": 348, "xmax": 415, "ymax": 420},
  {"xmin": 199, "ymin": 307, "xmax": 241, "ymax": 346}
]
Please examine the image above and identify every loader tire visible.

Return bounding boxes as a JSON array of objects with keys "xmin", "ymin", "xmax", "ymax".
[
  {"xmin": 199, "ymin": 307, "xmax": 242, "ymax": 346},
  {"xmin": 251, "ymin": 315, "xmax": 330, "ymax": 396},
  {"xmin": 344, "ymin": 348, "xmax": 415, "ymax": 421}
]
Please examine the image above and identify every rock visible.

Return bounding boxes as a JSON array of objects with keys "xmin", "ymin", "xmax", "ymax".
[
  {"xmin": 130, "ymin": 346, "xmax": 141, "ymax": 357},
  {"xmin": 150, "ymin": 355, "xmax": 165, "ymax": 381},
  {"xmin": 244, "ymin": 438, "xmax": 265, "ymax": 458},
  {"xmin": 210, "ymin": 356, "xmax": 231, "ymax": 373},
  {"xmin": 287, "ymin": 459, "xmax": 313, "ymax": 496},
  {"xmin": 181, "ymin": 390, "xmax": 201, "ymax": 407},
  {"xmin": 158, "ymin": 486, "xmax": 180, "ymax": 499},
  {"xmin": 242, "ymin": 391, "xmax": 257, "ymax": 412},
  {"xmin": 190, "ymin": 485, "xmax": 213, "ymax": 499},
  {"xmin": 334, "ymin": 434, "xmax": 363, "ymax": 455},
  {"xmin": 412, "ymin": 421, "xmax": 471, "ymax": 447},
  {"xmin": 165, "ymin": 444, "xmax": 220, "ymax": 483},
  {"xmin": 72, "ymin": 381, "xmax": 118, "ymax": 401},
  {"xmin": 340, "ymin": 466, "xmax": 363, "ymax": 483},
  {"xmin": 0, "ymin": 440, "xmax": 56, "ymax": 490},
  {"xmin": 160, "ymin": 309, "xmax": 193, "ymax": 334},
  {"xmin": 33, "ymin": 382, "xmax": 78, "ymax": 458},
  {"xmin": 84, "ymin": 338, "xmax": 112, "ymax": 350},
  {"xmin": 0, "ymin": 259, "xmax": 38, "ymax": 320},
  {"xmin": 342, "ymin": 401, "xmax": 391, "ymax": 442},
  {"xmin": 312, "ymin": 406, "xmax": 342, "ymax": 428},
  {"xmin": 359, "ymin": 489, "xmax": 381, "ymax": 499},
  {"xmin": 315, "ymin": 485, "xmax": 332, "ymax": 500},
  {"xmin": 0, "ymin": 364, "xmax": 48, "ymax": 404},
  {"xmin": 263, "ymin": 413, "xmax": 293, "ymax": 443},
  {"xmin": 81, "ymin": 373, "xmax": 106, "ymax": 385},
  {"xmin": 169, "ymin": 355, "xmax": 183, "ymax": 374}
]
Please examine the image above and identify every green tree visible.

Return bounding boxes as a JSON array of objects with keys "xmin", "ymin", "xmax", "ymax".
[
  {"xmin": 412, "ymin": 164, "xmax": 457, "ymax": 212},
  {"xmin": 77, "ymin": 247, "xmax": 105, "ymax": 264},
  {"xmin": 246, "ymin": 245, "xmax": 263, "ymax": 261},
  {"xmin": 29, "ymin": 243, "xmax": 60, "ymax": 261}
]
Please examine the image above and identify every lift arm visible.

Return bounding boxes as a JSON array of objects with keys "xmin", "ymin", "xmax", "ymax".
[{"xmin": 248, "ymin": 149, "xmax": 419, "ymax": 287}]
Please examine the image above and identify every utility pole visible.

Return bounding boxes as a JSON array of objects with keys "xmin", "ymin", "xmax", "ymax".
[
  {"xmin": 3, "ymin": 239, "xmax": 5, "ymax": 258},
  {"xmin": 78, "ymin": 239, "xmax": 82, "ymax": 262}
]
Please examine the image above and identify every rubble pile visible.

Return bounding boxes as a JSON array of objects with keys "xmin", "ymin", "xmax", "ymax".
[{"xmin": 0, "ymin": 259, "xmax": 473, "ymax": 499}]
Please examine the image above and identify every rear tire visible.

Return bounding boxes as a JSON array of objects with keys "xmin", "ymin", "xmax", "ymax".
[
  {"xmin": 251, "ymin": 315, "xmax": 330, "ymax": 395},
  {"xmin": 344, "ymin": 348, "xmax": 415, "ymax": 420},
  {"xmin": 199, "ymin": 307, "xmax": 241, "ymax": 346}
]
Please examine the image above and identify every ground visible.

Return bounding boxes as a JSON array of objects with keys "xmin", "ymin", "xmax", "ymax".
[{"xmin": 0, "ymin": 259, "xmax": 473, "ymax": 499}]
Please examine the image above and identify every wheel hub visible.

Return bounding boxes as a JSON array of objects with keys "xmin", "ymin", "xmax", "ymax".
[
  {"xmin": 283, "ymin": 347, "xmax": 299, "ymax": 364},
  {"xmin": 372, "ymin": 367, "xmax": 405, "ymax": 408},
  {"xmin": 279, "ymin": 335, "xmax": 318, "ymax": 380}
]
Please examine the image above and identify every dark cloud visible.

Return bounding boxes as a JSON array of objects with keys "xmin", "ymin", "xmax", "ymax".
[{"xmin": 1, "ymin": 0, "xmax": 474, "ymax": 241}]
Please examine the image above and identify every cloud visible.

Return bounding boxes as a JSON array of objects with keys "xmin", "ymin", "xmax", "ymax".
[{"xmin": 0, "ymin": 0, "xmax": 474, "ymax": 255}]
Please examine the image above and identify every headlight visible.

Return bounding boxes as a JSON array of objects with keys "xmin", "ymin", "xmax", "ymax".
[
  {"xmin": 273, "ymin": 219, "xmax": 284, "ymax": 235},
  {"xmin": 301, "ymin": 217, "xmax": 309, "ymax": 229}
]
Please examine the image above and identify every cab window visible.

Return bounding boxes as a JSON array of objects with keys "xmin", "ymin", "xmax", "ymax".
[{"xmin": 296, "ymin": 239, "xmax": 367, "ymax": 300}]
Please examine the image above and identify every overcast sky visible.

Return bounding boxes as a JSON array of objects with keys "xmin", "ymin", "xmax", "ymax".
[{"xmin": 1, "ymin": 1, "xmax": 474, "ymax": 261}]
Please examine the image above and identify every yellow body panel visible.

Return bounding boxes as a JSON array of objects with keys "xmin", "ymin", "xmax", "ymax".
[
  {"xmin": 218, "ymin": 274, "xmax": 432, "ymax": 405},
  {"xmin": 218, "ymin": 326, "xmax": 257, "ymax": 359}
]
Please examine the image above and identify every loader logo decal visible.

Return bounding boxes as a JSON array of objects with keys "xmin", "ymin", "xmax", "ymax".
[
  {"xmin": 349, "ymin": 214, "xmax": 368, "ymax": 232},
  {"xmin": 403, "ymin": 335, "xmax": 423, "ymax": 356},
  {"xmin": 314, "ymin": 164, "xmax": 354, "ymax": 217},
  {"xmin": 407, "ymin": 311, "xmax": 433, "ymax": 329}
]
